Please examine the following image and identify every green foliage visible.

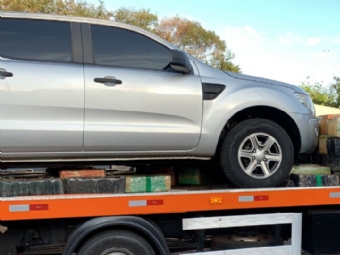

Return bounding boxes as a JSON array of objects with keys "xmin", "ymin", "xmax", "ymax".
[
  {"xmin": 113, "ymin": 7, "xmax": 158, "ymax": 31},
  {"xmin": 210, "ymin": 50, "xmax": 241, "ymax": 73},
  {"xmin": 0, "ymin": 0, "xmax": 54, "ymax": 13},
  {"xmin": 329, "ymin": 76, "xmax": 340, "ymax": 108},
  {"xmin": 0, "ymin": 0, "xmax": 113, "ymax": 19},
  {"xmin": 301, "ymin": 76, "xmax": 340, "ymax": 108}
]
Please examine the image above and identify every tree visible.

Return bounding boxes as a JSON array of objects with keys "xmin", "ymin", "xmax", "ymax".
[
  {"xmin": 155, "ymin": 16, "xmax": 214, "ymax": 59},
  {"xmin": 301, "ymin": 81, "xmax": 331, "ymax": 106},
  {"xmin": 301, "ymin": 76, "xmax": 340, "ymax": 108},
  {"xmin": 209, "ymin": 50, "xmax": 241, "ymax": 73},
  {"xmin": 328, "ymin": 76, "xmax": 340, "ymax": 108},
  {"xmin": 0, "ymin": 0, "xmax": 113, "ymax": 20},
  {"xmin": 113, "ymin": 7, "xmax": 158, "ymax": 31},
  {"xmin": 0, "ymin": 0, "xmax": 54, "ymax": 13}
]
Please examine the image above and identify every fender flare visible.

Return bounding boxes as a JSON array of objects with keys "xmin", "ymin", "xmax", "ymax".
[{"xmin": 62, "ymin": 216, "xmax": 170, "ymax": 255}]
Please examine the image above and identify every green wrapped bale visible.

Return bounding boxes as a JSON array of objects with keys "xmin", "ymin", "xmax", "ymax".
[
  {"xmin": 290, "ymin": 174, "xmax": 316, "ymax": 187},
  {"xmin": 63, "ymin": 176, "xmax": 125, "ymax": 194},
  {"xmin": 290, "ymin": 164, "xmax": 331, "ymax": 175},
  {"xmin": 125, "ymin": 175, "xmax": 171, "ymax": 193},
  {"xmin": 290, "ymin": 174, "xmax": 339, "ymax": 187},
  {"xmin": 0, "ymin": 178, "xmax": 64, "ymax": 197},
  {"xmin": 290, "ymin": 164, "xmax": 338, "ymax": 187},
  {"xmin": 178, "ymin": 168, "xmax": 206, "ymax": 185},
  {"xmin": 328, "ymin": 155, "xmax": 340, "ymax": 173},
  {"xmin": 322, "ymin": 175, "xmax": 340, "ymax": 186}
]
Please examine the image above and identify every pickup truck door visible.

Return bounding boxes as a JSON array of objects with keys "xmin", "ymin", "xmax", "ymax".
[
  {"xmin": 83, "ymin": 24, "xmax": 202, "ymax": 153},
  {"xmin": 0, "ymin": 18, "xmax": 84, "ymax": 159}
]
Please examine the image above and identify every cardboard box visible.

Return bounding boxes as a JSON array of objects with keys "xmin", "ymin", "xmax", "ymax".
[
  {"xmin": 60, "ymin": 169, "xmax": 106, "ymax": 178},
  {"xmin": 319, "ymin": 135, "xmax": 328, "ymax": 154},
  {"xmin": 327, "ymin": 117, "xmax": 340, "ymax": 137},
  {"xmin": 125, "ymin": 175, "xmax": 171, "ymax": 193},
  {"xmin": 319, "ymin": 115, "xmax": 329, "ymax": 135},
  {"xmin": 319, "ymin": 114, "xmax": 340, "ymax": 135}
]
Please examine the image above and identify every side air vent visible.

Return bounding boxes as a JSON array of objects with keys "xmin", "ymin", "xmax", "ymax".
[{"xmin": 202, "ymin": 83, "xmax": 226, "ymax": 100}]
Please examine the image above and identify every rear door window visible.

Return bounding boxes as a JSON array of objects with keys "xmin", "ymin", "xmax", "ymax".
[{"xmin": 0, "ymin": 18, "xmax": 72, "ymax": 62}]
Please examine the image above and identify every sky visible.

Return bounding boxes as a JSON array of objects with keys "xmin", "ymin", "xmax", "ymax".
[{"xmin": 89, "ymin": 0, "xmax": 340, "ymax": 86}]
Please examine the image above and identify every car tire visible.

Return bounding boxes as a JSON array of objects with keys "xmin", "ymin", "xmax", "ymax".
[
  {"xmin": 220, "ymin": 119, "xmax": 294, "ymax": 188},
  {"xmin": 77, "ymin": 229, "xmax": 156, "ymax": 255}
]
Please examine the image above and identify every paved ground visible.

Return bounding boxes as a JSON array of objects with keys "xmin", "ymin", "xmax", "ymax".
[
  {"xmin": 171, "ymin": 249, "xmax": 321, "ymax": 255},
  {"xmin": 169, "ymin": 240, "xmax": 321, "ymax": 255}
]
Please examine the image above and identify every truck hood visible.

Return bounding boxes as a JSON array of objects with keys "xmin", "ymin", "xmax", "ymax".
[
  {"xmin": 223, "ymin": 71, "xmax": 305, "ymax": 92},
  {"xmin": 190, "ymin": 56, "xmax": 307, "ymax": 94}
]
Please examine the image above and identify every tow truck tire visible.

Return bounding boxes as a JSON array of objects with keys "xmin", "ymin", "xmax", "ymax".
[
  {"xmin": 77, "ymin": 229, "xmax": 156, "ymax": 255},
  {"xmin": 220, "ymin": 119, "xmax": 294, "ymax": 188}
]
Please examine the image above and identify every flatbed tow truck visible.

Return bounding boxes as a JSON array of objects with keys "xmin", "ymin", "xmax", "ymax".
[
  {"xmin": 0, "ymin": 10, "xmax": 328, "ymax": 255},
  {"xmin": 2, "ymin": 171, "xmax": 340, "ymax": 255}
]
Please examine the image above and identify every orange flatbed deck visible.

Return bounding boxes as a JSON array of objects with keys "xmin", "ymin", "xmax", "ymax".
[{"xmin": 1, "ymin": 186, "xmax": 340, "ymax": 221}]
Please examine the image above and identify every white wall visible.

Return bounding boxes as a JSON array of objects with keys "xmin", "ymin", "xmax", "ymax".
[{"xmin": 315, "ymin": 104, "xmax": 340, "ymax": 116}]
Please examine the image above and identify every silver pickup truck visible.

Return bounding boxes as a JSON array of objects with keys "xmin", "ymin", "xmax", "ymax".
[{"xmin": 0, "ymin": 12, "xmax": 319, "ymax": 187}]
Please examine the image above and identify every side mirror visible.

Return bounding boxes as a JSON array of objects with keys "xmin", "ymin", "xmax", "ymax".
[{"xmin": 170, "ymin": 50, "xmax": 193, "ymax": 74}]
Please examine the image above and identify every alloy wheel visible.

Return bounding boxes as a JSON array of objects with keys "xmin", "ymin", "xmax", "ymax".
[{"xmin": 237, "ymin": 132, "xmax": 282, "ymax": 179}]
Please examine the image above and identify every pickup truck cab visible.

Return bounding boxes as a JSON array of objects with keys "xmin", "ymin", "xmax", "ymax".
[{"xmin": 0, "ymin": 12, "xmax": 319, "ymax": 187}]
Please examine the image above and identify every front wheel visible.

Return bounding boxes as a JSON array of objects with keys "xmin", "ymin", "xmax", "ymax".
[
  {"xmin": 77, "ymin": 230, "xmax": 156, "ymax": 255},
  {"xmin": 220, "ymin": 119, "xmax": 294, "ymax": 188}
]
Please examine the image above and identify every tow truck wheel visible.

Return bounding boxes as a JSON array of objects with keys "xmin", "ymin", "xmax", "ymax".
[
  {"xmin": 220, "ymin": 119, "xmax": 294, "ymax": 188},
  {"xmin": 77, "ymin": 230, "xmax": 156, "ymax": 255}
]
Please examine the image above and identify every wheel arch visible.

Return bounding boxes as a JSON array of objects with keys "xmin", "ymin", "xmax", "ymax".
[
  {"xmin": 62, "ymin": 216, "xmax": 170, "ymax": 255},
  {"xmin": 217, "ymin": 106, "xmax": 301, "ymax": 157}
]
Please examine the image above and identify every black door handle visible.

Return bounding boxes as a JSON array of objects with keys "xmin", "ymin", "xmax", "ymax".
[
  {"xmin": 0, "ymin": 70, "xmax": 13, "ymax": 77},
  {"xmin": 94, "ymin": 77, "xmax": 122, "ymax": 85}
]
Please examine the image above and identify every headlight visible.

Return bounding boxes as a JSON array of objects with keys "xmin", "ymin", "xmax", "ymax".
[{"xmin": 294, "ymin": 93, "xmax": 315, "ymax": 116}]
